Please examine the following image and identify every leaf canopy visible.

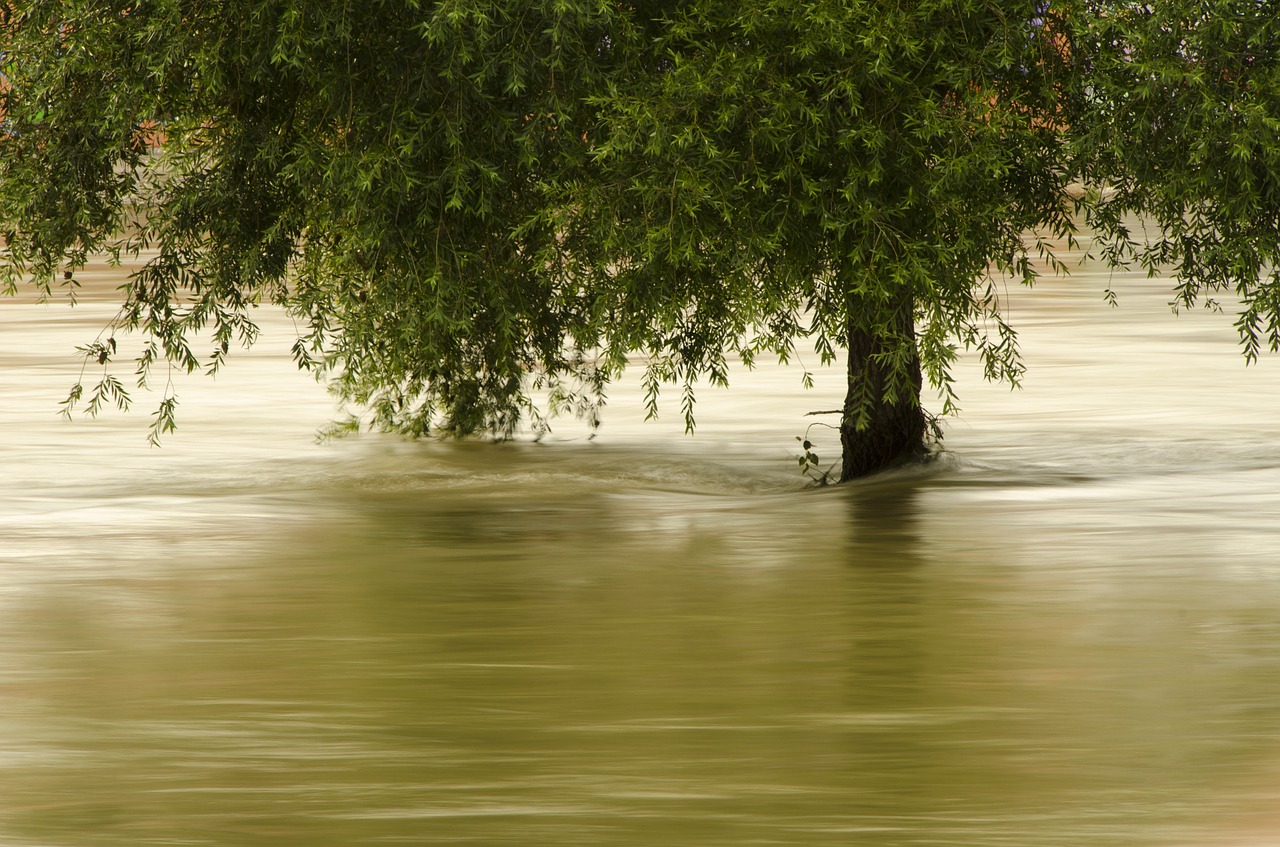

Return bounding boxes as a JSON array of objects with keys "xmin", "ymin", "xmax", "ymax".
[{"xmin": 3, "ymin": 0, "xmax": 1280, "ymax": 447}]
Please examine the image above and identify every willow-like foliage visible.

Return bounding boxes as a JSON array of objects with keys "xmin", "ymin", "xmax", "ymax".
[
  {"xmin": 1074, "ymin": 0, "xmax": 1280, "ymax": 360},
  {"xmin": 3, "ymin": 1, "xmax": 1280, "ymax": 478},
  {"xmin": 2, "ymin": 0, "xmax": 625, "ymax": 441}
]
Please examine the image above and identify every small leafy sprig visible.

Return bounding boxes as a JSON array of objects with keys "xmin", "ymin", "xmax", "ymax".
[{"xmin": 795, "ymin": 420, "xmax": 839, "ymax": 486}]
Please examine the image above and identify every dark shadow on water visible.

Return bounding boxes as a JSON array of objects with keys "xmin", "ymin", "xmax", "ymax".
[
  {"xmin": 828, "ymin": 474, "xmax": 970, "ymax": 829},
  {"xmin": 843, "ymin": 473, "xmax": 927, "ymax": 562}
]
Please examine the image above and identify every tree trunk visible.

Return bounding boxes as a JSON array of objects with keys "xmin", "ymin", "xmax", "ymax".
[{"xmin": 840, "ymin": 293, "xmax": 926, "ymax": 482}]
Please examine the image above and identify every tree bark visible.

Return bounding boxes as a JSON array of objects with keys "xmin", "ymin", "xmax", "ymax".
[{"xmin": 840, "ymin": 293, "xmax": 926, "ymax": 482}]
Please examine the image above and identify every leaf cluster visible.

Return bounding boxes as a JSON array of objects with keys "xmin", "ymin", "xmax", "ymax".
[
  {"xmin": 3, "ymin": 0, "xmax": 627, "ymax": 441},
  {"xmin": 1072, "ymin": 0, "xmax": 1280, "ymax": 360}
]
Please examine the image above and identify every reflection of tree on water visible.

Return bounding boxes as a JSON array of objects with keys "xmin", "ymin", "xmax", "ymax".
[
  {"xmin": 846, "ymin": 478, "xmax": 927, "ymax": 556},
  {"xmin": 842, "ymin": 477, "xmax": 931, "ymax": 713},
  {"xmin": 834, "ymin": 479, "xmax": 960, "ymax": 840}
]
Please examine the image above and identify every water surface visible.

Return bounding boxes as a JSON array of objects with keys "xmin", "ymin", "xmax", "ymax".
[{"xmin": 4, "ymin": 246, "xmax": 1280, "ymax": 846}]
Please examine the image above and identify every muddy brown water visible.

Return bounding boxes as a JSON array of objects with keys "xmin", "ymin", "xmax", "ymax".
[{"xmin": 4, "ymin": 241, "xmax": 1280, "ymax": 846}]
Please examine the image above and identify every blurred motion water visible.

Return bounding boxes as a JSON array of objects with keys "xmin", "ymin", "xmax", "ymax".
[{"xmin": 5, "ymin": 243, "xmax": 1280, "ymax": 846}]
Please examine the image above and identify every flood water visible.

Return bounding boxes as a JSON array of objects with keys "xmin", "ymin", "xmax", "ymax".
[{"xmin": 5, "ymin": 241, "xmax": 1280, "ymax": 847}]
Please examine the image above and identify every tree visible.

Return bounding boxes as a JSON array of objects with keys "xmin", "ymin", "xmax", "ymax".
[
  {"xmin": 2, "ymin": 1, "xmax": 1278, "ymax": 481},
  {"xmin": 570, "ymin": 0, "xmax": 1079, "ymax": 479}
]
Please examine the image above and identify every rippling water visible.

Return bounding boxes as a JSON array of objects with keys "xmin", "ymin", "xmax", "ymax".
[{"xmin": 5, "ymin": 243, "xmax": 1280, "ymax": 846}]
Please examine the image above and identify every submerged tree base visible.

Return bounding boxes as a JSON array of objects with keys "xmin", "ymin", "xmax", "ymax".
[
  {"xmin": 840, "ymin": 416, "xmax": 930, "ymax": 482},
  {"xmin": 839, "ymin": 296, "xmax": 927, "ymax": 483}
]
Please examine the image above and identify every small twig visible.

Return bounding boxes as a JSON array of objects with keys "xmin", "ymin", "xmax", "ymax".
[{"xmin": 805, "ymin": 409, "xmax": 842, "ymax": 416}]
